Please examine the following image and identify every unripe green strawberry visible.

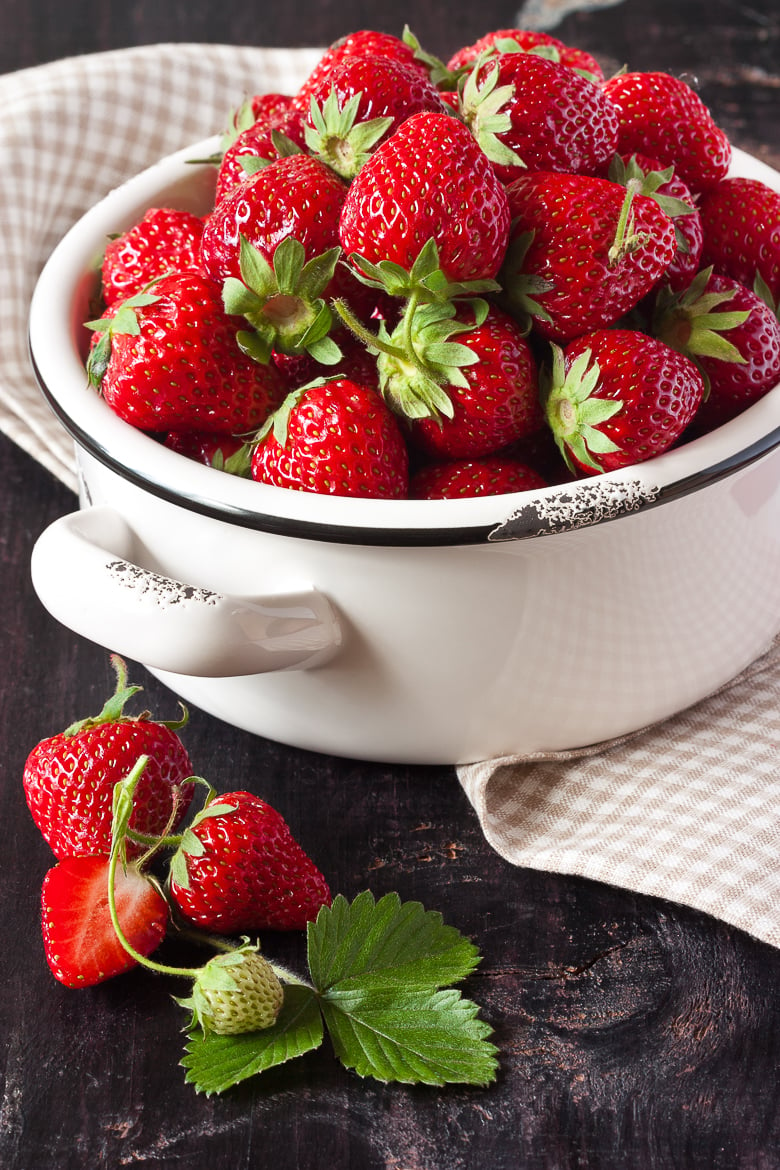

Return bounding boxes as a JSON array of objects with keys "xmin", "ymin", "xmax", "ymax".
[{"xmin": 180, "ymin": 947, "xmax": 284, "ymax": 1035}]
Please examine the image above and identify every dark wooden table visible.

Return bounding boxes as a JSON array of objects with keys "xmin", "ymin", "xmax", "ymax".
[{"xmin": 2, "ymin": 1, "xmax": 779, "ymax": 1167}]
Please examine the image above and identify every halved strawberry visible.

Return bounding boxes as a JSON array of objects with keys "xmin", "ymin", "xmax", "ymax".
[{"xmin": 41, "ymin": 855, "xmax": 168, "ymax": 988}]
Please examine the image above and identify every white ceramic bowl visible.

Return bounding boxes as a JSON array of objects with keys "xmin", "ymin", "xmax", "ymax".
[{"xmin": 28, "ymin": 138, "xmax": 780, "ymax": 764}]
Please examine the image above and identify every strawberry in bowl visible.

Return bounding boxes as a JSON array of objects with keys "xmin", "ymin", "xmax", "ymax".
[{"xmin": 27, "ymin": 26, "xmax": 780, "ymax": 765}]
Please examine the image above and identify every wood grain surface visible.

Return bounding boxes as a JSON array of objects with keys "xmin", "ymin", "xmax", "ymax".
[{"xmin": 1, "ymin": 1, "xmax": 779, "ymax": 1167}]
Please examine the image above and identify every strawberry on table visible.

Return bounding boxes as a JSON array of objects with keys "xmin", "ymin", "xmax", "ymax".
[
  {"xmin": 459, "ymin": 51, "xmax": 618, "ymax": 182},
  {"xmin": 168, "ymin": 790, "xmax": 332, "ymax": 933},
  {"xmin": 410, "ymin": 455, "xmax": 548, "ymax": 499},
  {"xmin": 41, "ymin": 855, "xmax": 168, "ymax": 987},
  {"xmin": 85, "ymin": 270, "xmax": 287, "ymax": 434},
  {"xmin": 339, "ymin": 111, "xmax": 510, "ymax": 286},
  {"xmin": 543, "ymin": 328, "xmax": 705, "ymax": 474},
  {"xmin": 500, "ymin": 170, "xmax": 677, "ymax": 341},
  {"xmin": 698, "ymin": 176, "xmax": 780, "ymax": 309},
  {"xmin": 100, "ymin": 207, "xmax": 205, "ymax": 309},
  {"xmin": 601, "ymin": 71, "xmax": 731, "ymax": 193},
  {"xmin": 248, "ymin": 375, "xmax": 409, "ymax": 499},
  {"xmin": 23, "ymin": 657, "xmax": 194, "ymax": 859}
]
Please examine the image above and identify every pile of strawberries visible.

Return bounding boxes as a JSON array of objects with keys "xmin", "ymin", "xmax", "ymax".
[
  {"xmin": 85, "ymin": 26, "xmax": 780, "ymax": 500},
  {"xmin": 24, "ymin": 657, "xmax": 330, "ymax": 1006}
]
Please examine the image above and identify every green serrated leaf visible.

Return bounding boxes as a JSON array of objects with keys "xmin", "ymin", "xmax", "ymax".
[
  {"xmin": 320, "ymin": 988, "xmax": 497, "ymax": 1086},
  {"xmin": 308, "ymin": 891, "xmax": 481, "ymax": 995},
  {"xmin": 238, "ymin": 236, "xmax": 276, "ymax": 296},
  {"xmin": 181, "ymin": 986, "xmax": 324, "ymax": 1096}
]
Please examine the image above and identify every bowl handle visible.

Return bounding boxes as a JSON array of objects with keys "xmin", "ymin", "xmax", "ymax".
[{"xmin": 30, "ymin": 506, "xmax": 343, "ymax": 677}]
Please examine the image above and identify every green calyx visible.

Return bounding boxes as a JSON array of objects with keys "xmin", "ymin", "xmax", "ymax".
[
  {"xmin": 304, "ymin": 90, "xmax": 393, "ymax": 181},
  {"xmin": 222, "ymin": 235, "xmax": 344, "ymax": 365},
  {"xmin": 653, "ymin": 266, "xmax": 750, "ymax": 392},
  {"xmin": 335, "ymin": 292, "xmax": 488, "ymax": 422},
  {"xmin": 175, "ymin": 945, "xmax": 285, "ymax": 1036},
  {"xmin": 62, "ymin": 653, "xmax": 188, "ymax": 736},
  {"xmin": 84, "ymin": 288, "xmax": 162, "ymax": 389},
  {"xmin": 401, "ymin": 25, "xmax": 464, "ymax": 90},
  {"xmin": 544, "ymin": 344, "xmax": 623, "ymax": 473},
  {"xmin": 237, "ymin": 130, "xmax": 305, "ymax": 178},
  {"xmin": 347, "ymin": 237, "xmax": 501, "ymax": 304},
  {"xmin": 459, "ymin": 55, "xmax": 525, "ymax": 171},
  {"xmin": 497, "ymin": 229, "xmax": 554, "ymax": 333},
  {"xmin": 608, "ymin": 154, "xmax": 696, "ymax": 255}
]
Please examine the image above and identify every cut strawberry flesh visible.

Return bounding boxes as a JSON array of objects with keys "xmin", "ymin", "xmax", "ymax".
[{"xmin": 41, "ymin": 856, "xmax": 168, "ymax": 988}]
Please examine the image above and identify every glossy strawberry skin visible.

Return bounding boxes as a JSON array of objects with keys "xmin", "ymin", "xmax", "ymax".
[
  {"xmin": 409, "ymin": 305, "xmax": 544, "ymax": 460},
  {"xmin": 467, "ymin": 52, "xmax": 618, "ymax": 182},
  {"xmin": 41, "ymin": 856, "xmax": 168, "ymax": 987},
  {"xmin": 602, "ymin": 71, "xmax": 731, "ymax": 193},
  {"xmin": 96, "ymin": 271, "xmax": 287, "ymax": 434},
  {"xmin": 617, "ymin": 153, "xmax": 703, "ymax": 292},
  {"xmin": 292, "ymin": 29, "xmax": 427, "ymax": 113},
  {"xmin": 446, "ymin": 27, "xmax": 604, "ymax": 81},
  {"xmin": 163, "ymin": 429, "xmax": 244, "ymax": 467},
  {"xmin": 215, "ymin": 108, "xmax": 307, "ymax": 204},
  {"xmin": 685, "ymin": 274, "xmax": 780, "ymax": 431},
  {"xmin": 305, "ymin": 53, "xmax": 447, "ymax": 142},
  {"xmin": 100, "ymin": 207, "xmax": 205, "ymax": 309},
  {"xmin": 24, "ymin": 718, "xmax": 195, "ymax": 860},
  {"xmin": 553, "ymin": 329, "xmax": 705, "ymax": 474},
  {"xmin": 167, "ymin": 791, "xmax": 331, "ymax": 933},
  {"xmin": 410, "ymin": 456, "xmax": 547, "ymax": 499},
  {"xmin": 502, "ymin": 170, "xmax": 677, "ymax": 341},
  {"xmin": 339, "ymin": 112, "xmax": 510, "ymax": 284},
  {"xmin": 252, "ymin": 377, "xmax": 409, "ymax": 499},
  {"xmin": 698, "ymin": 177, "xmax": 780, "ymax": 305},
  {"xmin": 201, "ymin": 153, "xmax": 347, "ymax": 285}
]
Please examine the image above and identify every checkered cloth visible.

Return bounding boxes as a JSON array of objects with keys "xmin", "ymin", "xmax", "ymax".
[{"xmin": 3, "ymin": 44, "xmax": 779, "ymax": 948}]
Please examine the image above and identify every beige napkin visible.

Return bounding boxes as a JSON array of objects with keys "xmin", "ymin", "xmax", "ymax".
[
  {"xmin": 0, "ymin": 42, "xmax": 321, "ymax": 489},
  {"xmin": 4, "ymin": 44, "xmax": 779, "ymax": 948}
]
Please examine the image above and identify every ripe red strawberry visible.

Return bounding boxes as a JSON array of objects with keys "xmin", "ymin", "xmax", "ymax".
[
  {"xmin": 410, "ymin": 456, "xmax": 547, "ymax": 498},
  {"xmin": 459, "ymin": 51, "xmax": 618, "ymax": 182},
  {"xmin": 100, "ymin": 207, "xmax": 205, "ymax": 309},
  {"xmin": 446, "ymin": 27, "xmax": 604, "ymax": 82},
  {"xmin": 501, "ymin": 170, "xmax": 677, "ymax": 341},
  {"xmin": 41, "ymin": 855, "xmax": 168, "ymax": 987},
  {"xmin": 291, "ymin": 28, "xmax": 428, "ymax": 113},
  {"xmin": 607, "ymin": 153, "xmax": 703, "ymax": 292},
  {"xmin": 601, "ymin": 71, "xmax": 731, "ymax": 193},
  {"xmin": 85, "ymin": 271, "xmax": 287, "ymax": 434},
  {"xmin": 303, "ymin": 54, "xmax": 448, "ymax": 181},
  {"xmin": 167, "ymin": 790, "xmax": 331, "ymax": 933},
  {"xmin": 215, "ymin": 107, "xmax": 307, "ymax": 204},
  {"xmin": 23, "ymin": 657, "xmax": 195, "ymax": 859},
  {"xmin": 698, "ymin": 177, "xmax": 780, "ymax": 308},
  {"xmin": 653, "ymin": 269, "xmax": 780, "ymax": 431},
  {"xmin": 366, "ymin": 300, "xmax": 543, "ymax": 460},
  {"xmin": 201, "ymin": 153, "xmax": 347, "ymax": 286},
  {"xmin": 339, "ymin": 111, "xmax": 510, "ymax": 285},
  {"xmin": 250, "ymin": 375, "xmax": 409, "ymax": 498},
  {"xmin": 544, "ymin": 328, "xmax": 705, "ymax": 474}
]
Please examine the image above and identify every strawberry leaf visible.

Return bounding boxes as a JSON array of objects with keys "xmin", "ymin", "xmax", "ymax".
[
  {"xmin": 320, "ymin": 987, "xmax": 498, "ymax": 1086},
  {"xmin": 181, "ymin": 985, "xmax": 324, "ymax": 1096},
  {"xmin": 307, "ymin": 890, "xmax": 481, "ymax": 993}
]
